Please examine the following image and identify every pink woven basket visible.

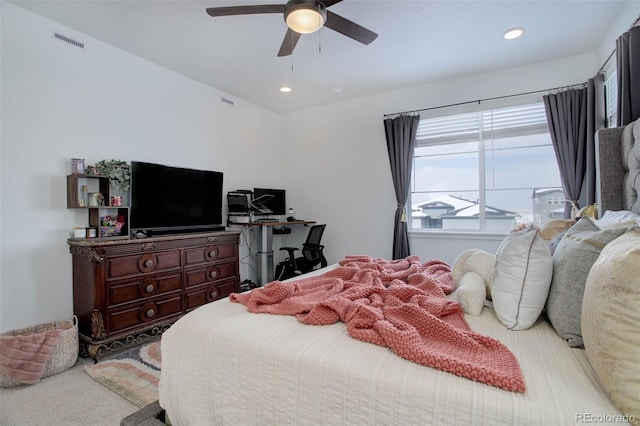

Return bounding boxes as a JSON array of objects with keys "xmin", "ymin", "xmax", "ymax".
[{"xmin": 0, "ymin": 316, "xmax": 78, "ymax": 387}]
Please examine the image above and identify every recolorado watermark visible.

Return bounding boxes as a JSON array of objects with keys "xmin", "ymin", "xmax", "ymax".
[{"xmin": 576, "ymin": 413, "xmax": 636, "ymax": 424}]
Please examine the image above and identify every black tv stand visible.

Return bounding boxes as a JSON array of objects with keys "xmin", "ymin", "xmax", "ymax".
[{"xmin": 135, "ymin": 225, "xmax": 226, "ymax": 238}]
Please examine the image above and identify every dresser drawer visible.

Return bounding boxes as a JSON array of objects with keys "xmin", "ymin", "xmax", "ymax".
[
  {"xmin": 184, "ymin": 278, "xmax": 236, "ymax": 312},
  {"xmin": 184, "ymin": 243, "xmax": 236, "ymax": 266},
  {"xmin": 107, "ymin": 295, "xmax": 182, "ymax": 334},
  {"xmin": 106, "ymin": 250, "xmax": 182, "ymax": 279},
  {"xmin": 68, "ymin": 230, "xmax": 240, "ymax": 359},
  {"xmin": 184, "ymin": 261, "xmax": 237, "ymax": 288},
  {"xmin": 108, "ymin": 272, "xmax": 182, "ymax": 307}
]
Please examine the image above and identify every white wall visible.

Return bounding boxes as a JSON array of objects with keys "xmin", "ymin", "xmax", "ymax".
[{"xmin": 0, "ymin": 3, "xmax": 282, "ymax": 332}]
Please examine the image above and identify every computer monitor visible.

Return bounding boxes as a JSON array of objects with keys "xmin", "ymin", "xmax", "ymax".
[
  {"xmin": 227, "ymin": 192, "xmax": 251, "ymax": 214},
  {"xmin": 253, "ymin": 188, "xmax": 286, "ymax": 215}
]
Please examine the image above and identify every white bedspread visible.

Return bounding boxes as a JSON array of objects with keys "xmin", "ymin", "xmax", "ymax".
[{"xmin": 159, "ymin": 268, "xmax": 626, "ymax": 425}]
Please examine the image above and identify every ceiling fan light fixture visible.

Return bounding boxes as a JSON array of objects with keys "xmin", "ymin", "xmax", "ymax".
[{"xmin": 285, "ymin": 0, "xmax": 327, "ymax": 34}]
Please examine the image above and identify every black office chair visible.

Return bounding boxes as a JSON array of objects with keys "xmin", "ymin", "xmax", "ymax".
[{"xmin": 275, "ymin": 224, "xmax": 327, "ymax": 281}]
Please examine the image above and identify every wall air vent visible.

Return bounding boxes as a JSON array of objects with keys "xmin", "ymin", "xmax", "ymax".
[
  {"xmin": 53, "ymin": 32, "xmax": 85, "ymax": 49},
  {"xmin": 221, "ymin": 97, "xmax": 234, "ymax": 106}
]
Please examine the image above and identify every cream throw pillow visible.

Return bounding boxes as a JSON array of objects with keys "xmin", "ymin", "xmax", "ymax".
[{"xmin": 582, "ymin": 230, "xmax": 640, "ymax": 424}]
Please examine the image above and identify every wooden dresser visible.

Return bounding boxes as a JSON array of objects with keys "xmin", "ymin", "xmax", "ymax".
[{"xmin": 67, "ymin": 231, "xmax": 240, "ymax": 360}]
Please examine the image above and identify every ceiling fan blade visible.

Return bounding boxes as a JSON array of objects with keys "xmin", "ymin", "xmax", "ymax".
[
  {"xmin": 324, "ymin": 10, "xmax": 378, "ymax": 45},
  {"xmin": 277, "ymin": 28, "xmax": 302, "ymax": 57},
  {"xmin": 206, "ymin": 5, "xmax": 284, "ymax": 17},
  {"xmin": 322, "ymin": 0, "xmax": 344, "ymax": 7}
]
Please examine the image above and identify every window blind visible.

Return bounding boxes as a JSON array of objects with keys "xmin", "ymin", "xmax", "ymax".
[
  {"xmin": 604, "ymin": 72, "xmax": 618, "ymax": 127},
  {"xmin": 416, "ymin": 103, "xmax": 549, "ymax": 147}
]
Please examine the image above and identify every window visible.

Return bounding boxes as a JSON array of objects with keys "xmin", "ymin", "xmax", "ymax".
[
  {"xmin": 547, "ymin": 195, "xmax": 562, "ymax": 205},
  {"xmin": 604, "ymin": 71, "xmax": 618, "ymax": 128},
  {"xmin": 410, "ymin": 100, "xmax": 563, "ymax": 233}
]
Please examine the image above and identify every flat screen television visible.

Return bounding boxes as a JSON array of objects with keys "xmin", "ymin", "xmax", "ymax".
[
  {"xmin": 253, "ymin": 188, "xmax": 286, "ymax": 216},
  {"xmin": 130, "ymin": 161, "xmax": 224, "ymax": 235}
]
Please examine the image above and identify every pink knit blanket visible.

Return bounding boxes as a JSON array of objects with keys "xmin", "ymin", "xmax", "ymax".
[
  {"xmin": 0, "ymin": 329, "xmax": 63, "ymax": 385},
  {"xmin": 230, "ymin": 255, "xmax": 526, "ymax": 392}
]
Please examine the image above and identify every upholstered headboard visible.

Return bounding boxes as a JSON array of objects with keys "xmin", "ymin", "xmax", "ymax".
[{"xmin": 595, "ymin": 119, "xmax": 640, "ymax": 216}]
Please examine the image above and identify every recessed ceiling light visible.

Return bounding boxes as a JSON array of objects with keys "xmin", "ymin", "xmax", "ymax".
[
  {"xmin": 280, "ymin": 86, "xmax": 292, "ymax": 93},
  {"xmin": 503, "ymin": 27, "xmax": 524, "ymax": 40}
]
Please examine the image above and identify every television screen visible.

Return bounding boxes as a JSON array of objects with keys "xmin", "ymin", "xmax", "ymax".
[
  {"xmin": 131, "ymin": 161, "xmax": 224, "ymax": 234},
  {"xmin": 253, "ymin": 188, "xmax": 286, "ymax": 216}
]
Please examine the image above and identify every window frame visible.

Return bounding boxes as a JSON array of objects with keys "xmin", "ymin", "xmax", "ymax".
[{"xmin": 408, "ymin": 94, "xmax": 560, "ymax": 235}]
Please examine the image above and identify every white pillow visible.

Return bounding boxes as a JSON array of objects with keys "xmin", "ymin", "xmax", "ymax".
[
  {"xmin": 492, "ymin": 225, "xmax": 553, "ymax": 330},
  {"xmin": 582, "ymin": 230, "xmax": 640, "ymax": 422},
  {"xmin": 595, "ymin": 209, "xmax": 640, "ymax": 227}
]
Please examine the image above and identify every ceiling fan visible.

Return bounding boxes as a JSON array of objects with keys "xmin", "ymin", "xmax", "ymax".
[{"xmin": 205, "ymin": 0, "xmax": 378, "ymax": 57}]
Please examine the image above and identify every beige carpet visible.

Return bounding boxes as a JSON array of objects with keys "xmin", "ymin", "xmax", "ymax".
[
  {"xmin": 0, "ymin": 356, "xmax": 140, "ymax": 425},
  {"xmin": 84, "ymin": 341, "xmax": 161, "ymax": 408}
]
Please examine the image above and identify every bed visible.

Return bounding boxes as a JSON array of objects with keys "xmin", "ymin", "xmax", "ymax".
[{"xmin": 159, "ymin": 119, "xmax": 640, "ymax": 425}]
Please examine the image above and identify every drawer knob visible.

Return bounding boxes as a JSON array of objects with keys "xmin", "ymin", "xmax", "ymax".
[
  {"xmin": 205, "ymin": 246, "xmax": 219, "ymax": 261},
  {"xmin": 139, "ymin": 279, "xmax": 158, "ymax": 297},
  {"xmin": 206, "ymin": 286, "xmax": 220, "ymax": 302},
  {"xmin": 138, "ymin": 254, "xmax": 158, "ymax": 273},
  {"xmin": 209, "ymin": 270, "xmax": 218, "ymax": 279},
  {"xmin": 140, "ymin": 302, "xmax": 159, "ymax": 322}
]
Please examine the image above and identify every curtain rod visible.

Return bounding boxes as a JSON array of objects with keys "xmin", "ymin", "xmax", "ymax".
[
  {"xmin": 598, "ymin": 49, "xmax": 616, "ymax": 74},
  {"xmin": 598, "ymin": 14, "xmax": 639, "ymax": 74},
  {"xmin": 383, "ymin": 83, "xmax": 586, "ymax": 118}
]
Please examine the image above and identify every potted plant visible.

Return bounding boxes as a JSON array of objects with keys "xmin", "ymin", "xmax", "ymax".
[{"xmin": 94, "ymin": 159, "xmax": 131, "ymax": 199}]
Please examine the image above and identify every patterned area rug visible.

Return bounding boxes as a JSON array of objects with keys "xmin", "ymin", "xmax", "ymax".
[{"xmin": 84, "ymin": 340, "xmax": 161, "ymax": 408}]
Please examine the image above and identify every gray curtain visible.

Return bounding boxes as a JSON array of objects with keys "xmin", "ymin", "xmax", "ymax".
[
  {"xmin": 616, "ymin": 25, "xmax": 640, "ymax": 126},
  {"xmin": 384, "ymin": 115, "xmax": 419, "ymax": 259},
  {"xmin": 544, "ymin": 88, "xmax": 588, "ymax": 218},
  {"xmin": 544, "ymin": 76, "xmax": 604, "ymax": 218},
  {"xmin": 584, "ymin": 74, "xmax": 605, "ymax": 206}
]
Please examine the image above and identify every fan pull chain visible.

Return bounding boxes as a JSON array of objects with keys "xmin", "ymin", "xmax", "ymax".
[
  {"xmin": 318, "ymin": 16, "xmax": 322, "ymax": 54},
  {"xmin": 291, "ymin": 30, "xmax": 294, "ymax": 72}
]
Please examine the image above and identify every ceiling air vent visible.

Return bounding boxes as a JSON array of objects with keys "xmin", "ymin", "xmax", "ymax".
[{"xmin": 53, "ymin": 32, "xmax": 85, "ymax": 49}]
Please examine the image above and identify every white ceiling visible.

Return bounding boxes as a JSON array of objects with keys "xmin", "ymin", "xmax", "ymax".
[{"xmin": 10, "ymin": 0, "xmax": 638, "ymax": 113}]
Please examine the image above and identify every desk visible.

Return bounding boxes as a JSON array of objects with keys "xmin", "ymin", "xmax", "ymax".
[{"xmin": 244, "ymin": 220, "xmax": 315, "ymax": 285}]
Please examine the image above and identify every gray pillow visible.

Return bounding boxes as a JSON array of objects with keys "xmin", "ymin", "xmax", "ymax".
[{"xmin": 545, "ymin": 217, "xmax": 631, "ymax": 347}]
